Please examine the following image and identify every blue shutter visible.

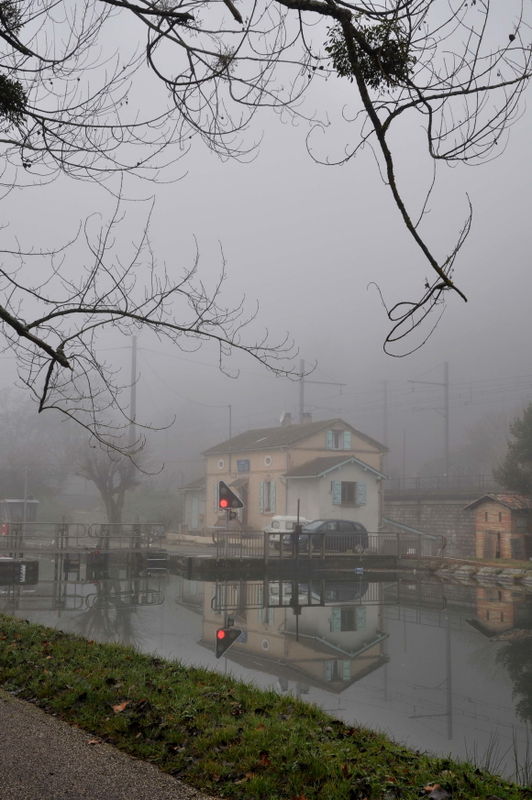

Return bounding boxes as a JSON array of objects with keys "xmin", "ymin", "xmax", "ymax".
[
  {"xmin": 330, "ymin": 608, "xmax": 342, "ymax": 632},
  {"xmin": 355, "ymin": 482, "xmax": 367, "ymax": 506},
  {"xmin": 326, "ymin": 430, "xmax": 334, "ymax": 449},
  {"xmin": 259, "ymin": 481, "xmax": 264, "ymax": 512},
  {"xmin": 270, "ymin": 481, "xmax": 276, "ymax": 513},
  {"xmin": 343, "ymin": 431, "xmax": 351, "ymax": 450},
  {"xmin": 331, "ymin": 480, "xmax": 342, "ymax": 505},
  {"xmin": 355, "ymin": 607, "xmax": 367, "ymax": 630},
  {"xmin": 342, "ymin": 660, "xmax": 351, "ymax": 681}
]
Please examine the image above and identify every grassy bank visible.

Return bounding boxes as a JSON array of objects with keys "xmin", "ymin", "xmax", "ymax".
[{"xmin": 0, "ymin": 614, "xmax": 528, "ymax": 800}]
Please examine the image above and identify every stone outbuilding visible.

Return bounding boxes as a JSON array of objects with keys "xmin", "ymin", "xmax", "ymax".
[{"xmin": 464, "ymin": 493, "xmax": 532, "ymax": 560}]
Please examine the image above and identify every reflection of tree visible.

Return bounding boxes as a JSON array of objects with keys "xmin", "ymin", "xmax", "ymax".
[
  {"xmin": 496, "ymin": 637, "xmax": 532, "ymax": 724},
  {"xmin": 74, "ymin": 570, "xmax": 141, "ymax": 649}
]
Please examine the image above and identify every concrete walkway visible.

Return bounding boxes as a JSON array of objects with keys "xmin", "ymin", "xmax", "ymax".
[{"xmin": 0, "ymin": 690, "xmax": 218, "ymax": 800}]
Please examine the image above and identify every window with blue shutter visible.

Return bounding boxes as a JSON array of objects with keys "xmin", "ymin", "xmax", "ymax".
[
  {"xmin": 330, "ymin": 607, "xmax": 342, "ymax": 632},
  {"xmin": 355, "ymin": 482, "xmax": 367, "ymax": 506},
  {"xmin": 330, "ymin": 607, "xmax": 366, "ymax": 631},
  {"xmin": 260, "ymin": 480, "xmax": 276, "ymax": 512},
  {"xmin": 324, "ymin": 660, "xmax": 352, "ymax": 681},
  {"xmin": 355, "ymin": 607, "xmax": 367, "ymax": 629},
  {"xmin": 332, "ymin": 480, "xmax": 368, "ymax": 506},
  {"xmin": 331, "ymin": 480, "xmax": 342, "ymax": 505},
  {"xmin": 327, "ymin": 430, "xmax": 346, "ymax": 449}
]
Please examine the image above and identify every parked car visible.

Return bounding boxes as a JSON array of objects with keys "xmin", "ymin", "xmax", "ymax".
[
  {"xmin": 298, "ymin": 519, "xmax": 368, "ymax": 553},
  {"xmin": 264, "ymin": 515, "xmax": 309, "ymax": 549}
]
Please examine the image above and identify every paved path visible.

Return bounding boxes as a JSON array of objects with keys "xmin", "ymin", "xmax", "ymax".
[{"xmin": 0, "ymin": 690, "xmax": 218, "ymax": 800}]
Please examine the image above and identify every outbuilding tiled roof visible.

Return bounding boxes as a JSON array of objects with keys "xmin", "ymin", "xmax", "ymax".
[
  {"xmin": 285, "ymin": 455, "xmax": 386, "ymax": 479},
  {"xmin": 464, "ymin": 492, "xmax": 532, "ymax": 511},
  {"xmin": 203, "ymin": 418, "xmax": 386, "ymax": 456}
]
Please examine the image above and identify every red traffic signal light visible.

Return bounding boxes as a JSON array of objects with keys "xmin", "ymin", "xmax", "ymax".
[
  {"xmin": 215, "ymin": 627, "xmax": 242, "ymax": 658},
  {"xmin": 218, "ymin": 481, "xmax": 244, "ymax": 510}
]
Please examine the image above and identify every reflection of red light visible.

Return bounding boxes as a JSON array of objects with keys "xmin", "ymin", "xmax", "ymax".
[
  {"xmin": 217, "ymin": 629, "xmax": 226, "ymax": 640},
  {"xmin": 219, "ymin": 498, "xmax": 229, "ymax": 508}
]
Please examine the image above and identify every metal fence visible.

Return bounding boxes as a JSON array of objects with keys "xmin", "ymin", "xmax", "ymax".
[
  {"xmin": 210, "ymin": 577, "xmax": 400, "ymax": 612},
  {"xmin": 0, "ymin": 521, "xmax": 166, "ymax": 554},
  {"xmin": 214, "ymin": 530, "xmax": 446, "ymax": 561}
]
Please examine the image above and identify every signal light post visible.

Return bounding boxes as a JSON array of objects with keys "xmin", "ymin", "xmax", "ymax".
[
  {"xmin": 215, "ymin": 627, "xmax": 242, "ymax": 659},
  {"xmin": 217, "ymin": 480, "xmax": 244, "ymax": 526},
  {"xmin": 218, "ymin": 481, "xmax": 244, "ymax": 511}
]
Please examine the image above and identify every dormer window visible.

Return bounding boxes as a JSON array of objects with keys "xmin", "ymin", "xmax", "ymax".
[{"xmin": 327, "ymin": 430, "xmax": 351, "ymax": 450}]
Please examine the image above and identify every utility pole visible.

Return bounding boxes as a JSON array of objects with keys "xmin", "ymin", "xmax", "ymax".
[
  {"xmin": 228, "ymin": 404, "xmax": 232, "ymax": 474},
  {"xmin": 129, "ymin": 335, "xmax": 138, "ymax": 448},
  {"xmin": 298, "ymin": 359, "xmax": 346, "ymax": 423},
  {"xmin": 382, "ymin": 380, "xmax": 389, "ymax": 474},
  {"xmin": 408, "ymin": 361, "xmax": 450, "ymax": 476}
]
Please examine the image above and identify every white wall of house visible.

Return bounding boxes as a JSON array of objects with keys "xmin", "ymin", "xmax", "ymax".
[{"xmin": 286, "ymin": 462, "xmax": 381, "ymax": 531}]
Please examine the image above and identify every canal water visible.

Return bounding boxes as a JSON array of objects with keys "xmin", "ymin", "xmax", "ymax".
[{"xmin": 1, "ymin": 553, "xmax": 530, "ymax": 784}]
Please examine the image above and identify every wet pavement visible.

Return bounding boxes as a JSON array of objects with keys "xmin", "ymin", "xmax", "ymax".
[{"xmin": 0, "ymin": 690, "xmax": 218, "ymax": 800}]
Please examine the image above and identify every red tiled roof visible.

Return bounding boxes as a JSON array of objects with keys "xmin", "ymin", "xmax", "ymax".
[{"xmin": 464, "ymin": 493, "xmax": 532, "ymax": 511}]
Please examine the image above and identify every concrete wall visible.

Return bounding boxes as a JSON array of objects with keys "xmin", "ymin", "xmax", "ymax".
[{"xmin": 383, "ymin": 497, "xmax": 476, "ymax": 558}]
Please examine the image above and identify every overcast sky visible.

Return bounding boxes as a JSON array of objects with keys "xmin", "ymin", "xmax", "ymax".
[{"xmin": 1, "ymin": 2, "xmax": 531, "ymax": 482}]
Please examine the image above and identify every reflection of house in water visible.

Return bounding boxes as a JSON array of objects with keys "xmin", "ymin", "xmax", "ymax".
[
  {"xmin": 174, "ymin": 575, "xmax": 204, "ymax": 614},
  {"xmin": 468, "ymin": 586, "xmax": 532, "ymax": 638},
  {"xmin": 202, "ymin": 578, "xmax": 397, "ymax": 692}
]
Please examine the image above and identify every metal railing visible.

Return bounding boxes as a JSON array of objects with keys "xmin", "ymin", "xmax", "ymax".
[
  {"xmin": 0, "ymin": 522, "xmax": 166, "ymax": 554},
  {"xmin": 210, "ymin": 577, "xmax": 399, "ymax": 612},
  {"xmin": 214, "ymin": 530, "xmax": 446, "ymax": 561}
]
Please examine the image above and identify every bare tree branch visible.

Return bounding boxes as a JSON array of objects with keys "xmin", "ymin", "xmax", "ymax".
[
  {"xmin": 0, "ymin": 192, "xmax": 298, "ymax": 450},
  {"xmin": 0, "ymin": 0, "xmax": 529, "ymax": 409}
]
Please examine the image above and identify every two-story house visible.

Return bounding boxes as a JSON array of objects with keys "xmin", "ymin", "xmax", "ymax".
[{"xmin": 202, "ymin": 416, "xmax": 386, "ymax": 532}]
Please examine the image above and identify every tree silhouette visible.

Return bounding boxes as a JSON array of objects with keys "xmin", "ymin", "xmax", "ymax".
[
  {"xmin": 494, "ymin": 404, "xmax": 532, "ymax": 495},
  {"xmin": 0, "ymin": 0, "xmax": 530, "ymax": 440}
]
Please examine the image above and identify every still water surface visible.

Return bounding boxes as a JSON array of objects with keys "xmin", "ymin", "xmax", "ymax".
[{"xmin": 1, "ymin": 553, "xmax": 530, "ymax": 783}]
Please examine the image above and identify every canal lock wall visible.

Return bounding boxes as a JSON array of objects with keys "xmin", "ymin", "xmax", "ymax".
[{"xmin": 383, "ymin": 496, "xmax": 476, "ymax": 558}]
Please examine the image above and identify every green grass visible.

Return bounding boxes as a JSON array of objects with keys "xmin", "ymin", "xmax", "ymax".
[{"xmin": 0, "ymin": 613, "xmax": 529, "ymax": 800}]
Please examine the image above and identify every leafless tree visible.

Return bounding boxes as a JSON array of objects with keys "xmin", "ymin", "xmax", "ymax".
[
  {"xmin": 0, "ymin": 192, "xmax": 296, "ymax": 448},
  {"xmin": 75, "ymin": 438, "xmax": 142, "ymax": 523},
  {"xmin": 0, "ymin": 0, "xmax": 530, "ymax": 396}
]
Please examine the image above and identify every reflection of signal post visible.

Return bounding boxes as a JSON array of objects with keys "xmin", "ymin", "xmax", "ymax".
[
  {"xmin": 215, "ymin": 626, "xmax": 242, "ymax": 659},
  {"xmin": 217, "ymin": 481, "xmax": 244, "ymax": 528}
]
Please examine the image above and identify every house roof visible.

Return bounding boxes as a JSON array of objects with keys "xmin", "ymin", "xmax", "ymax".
[
  {"xmin": 201, "ymin": 634, "xmax": 388, "ymax": 694},
  {"xmin": 463, "ymin": 492, "xmax": 532, "ymax": 511},
  {"xmin": 285, "ymin": 455, "xmax": 386, "ymax": 480},
  {"xmin": 203, "ymin": 418, "xmax": 386, "ymax": 456}
]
